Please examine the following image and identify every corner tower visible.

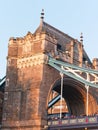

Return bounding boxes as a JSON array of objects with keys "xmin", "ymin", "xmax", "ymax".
[{"xmin": 2, "ymin": 14, "xmax": 59, "ymax": 129}]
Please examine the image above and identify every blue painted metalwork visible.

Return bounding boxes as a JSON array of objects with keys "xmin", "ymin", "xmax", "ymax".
[
  {"xmin": 48, "ymin": 56, "xmax": 98, "ymax": 88},
  {"xmin": 48, "ymin": 95, "xmax": 61, "ymax": 109},
  {"xmin": 0, "ymin": 76, "xmax": 6, "ymax": 88},
  {"xmin": 48, "ymin": 57, "xmax": 98, "ymax": 74}
]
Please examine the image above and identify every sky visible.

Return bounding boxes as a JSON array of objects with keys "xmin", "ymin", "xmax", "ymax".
[{"xmin": 0, "ymin": 0, "xmax": 98, "ymax": 78}]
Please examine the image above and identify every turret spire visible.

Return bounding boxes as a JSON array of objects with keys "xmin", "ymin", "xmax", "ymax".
[
  {"xmin": 40, "ymin": 9, "xmax": 44, "ymax": 22},
  {"xmin": 80, "ymin": 32, "xmax": 83, "ymax": 43}
]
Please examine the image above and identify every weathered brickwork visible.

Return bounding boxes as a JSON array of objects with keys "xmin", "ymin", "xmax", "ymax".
[
  {"xmin": 0, "ymin": 92, "xmax": 3, "ymax": 125},
  {"xmin": 1, "ymin": 18, "xmax": 98, "ymax": 130}
]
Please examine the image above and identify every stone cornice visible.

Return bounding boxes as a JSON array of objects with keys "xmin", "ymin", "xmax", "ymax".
[{"xmin": 17, "ymin": 54, "xmax": 48, "ymax": 68}]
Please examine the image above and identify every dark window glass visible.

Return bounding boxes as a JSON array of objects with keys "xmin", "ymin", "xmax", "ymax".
[{"xmin": 57, "ymin": 44, "xmax": 62, "ymax": 51}]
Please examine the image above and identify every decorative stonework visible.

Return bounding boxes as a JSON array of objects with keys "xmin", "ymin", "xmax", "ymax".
[
  {"xmin": 4, "ymin": 92, "xmax": 8, "ymax": 100},
  {"xmin": 17, "ymin": 54, "xmax": 48, "ymax": 68},
  {"xmin": 7, "ymin": 59, "xmax": 11, "ymax": 66},
  {"xmin": 23, "ymin": 40, "xmax": 31, "ymax": 53},
  {"xmin": 5, "ymin": 79, "xmax": 9, "ymax": 87}
]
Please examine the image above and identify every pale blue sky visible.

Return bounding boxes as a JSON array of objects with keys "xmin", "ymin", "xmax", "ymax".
[{"xmin": 0, "ymin": 0, "xmax": 98, "ymax": 78}]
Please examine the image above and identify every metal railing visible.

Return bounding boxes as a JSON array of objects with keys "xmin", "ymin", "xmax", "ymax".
[{"xmin": 48, "ymin": 115, "xmax": 98, "ymax": 129}]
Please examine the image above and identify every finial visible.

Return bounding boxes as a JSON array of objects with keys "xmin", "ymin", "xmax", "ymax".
[
  {"xmin": 40, "ymin": 9, "xmax": 44, "ymax": 21},
  {"xmin": 80, "ymin": 32, "xmax": 83, "ymax": 43}
]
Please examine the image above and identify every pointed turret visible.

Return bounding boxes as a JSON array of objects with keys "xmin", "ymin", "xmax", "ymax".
[
  {"xmin": 40, "ymin": 9, "xmax": 44, "ymax": 24},
  {"xmin": 80, "ymin": 32, "xmax": 83, "ymax": 44}
]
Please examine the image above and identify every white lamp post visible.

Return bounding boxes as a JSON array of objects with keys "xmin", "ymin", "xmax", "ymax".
[{"xmin": 60, "ymin": 66, "xmax": 64, "ymax": 119}]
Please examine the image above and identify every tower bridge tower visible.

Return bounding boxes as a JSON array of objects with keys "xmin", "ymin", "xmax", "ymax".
[{"xmin": 1, "ymin": 12, "xmax": 98, "ymax": 130}]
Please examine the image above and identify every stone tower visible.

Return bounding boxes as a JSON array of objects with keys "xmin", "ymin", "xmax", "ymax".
[{"xmin": 2, "ymin": 14, "xmax": 98, "ymax": 130}]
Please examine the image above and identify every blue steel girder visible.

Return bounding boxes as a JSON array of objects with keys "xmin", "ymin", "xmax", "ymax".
[
  {"xmin": 48, "ymin": 56, "xmax": 98, "ymax": 88},
  {"xmin": 48, "ymin": 95, "xmax": 61, "ymax": 109},
  {"xmin": 0, "ymin": 76, "xmax": 6, "ymax": 87}
]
